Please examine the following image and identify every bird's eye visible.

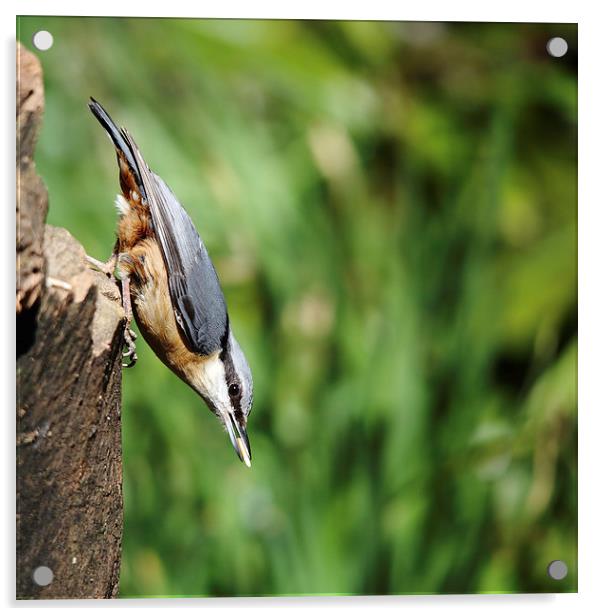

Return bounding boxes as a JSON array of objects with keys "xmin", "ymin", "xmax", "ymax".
[{"xmin": 228, "ymin": 383, "xmax": 240, "ymax": 397}]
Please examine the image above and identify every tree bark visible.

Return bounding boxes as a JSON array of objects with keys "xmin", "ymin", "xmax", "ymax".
[{"xmin": 16, "ymin": 42, "xmax": 125, "ymax": 600}]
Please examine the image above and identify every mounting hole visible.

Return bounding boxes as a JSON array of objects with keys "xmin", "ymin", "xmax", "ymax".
[
  {"xmin": 32, "ymin": 30, "xmax": 54, "ymax": 51},
  {"xmin": 547, "ymin": 560, "xmax": 568, "ymax": 580},
  {"xmin": 32, "ymin": 566, "xmax": 54, "ymax": 586},
  {"xmin": 546, "ymin": 37, "xmax": 568, "ymax": 58}
]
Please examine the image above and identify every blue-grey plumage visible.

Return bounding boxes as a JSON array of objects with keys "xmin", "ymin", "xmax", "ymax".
[
  {"xmin": 88, "ymin": 98, "xmax": 253, "ymax": 467},
  {"xmin": 128, "ymin": 134, "xmax": 229, "ymax": 356}
]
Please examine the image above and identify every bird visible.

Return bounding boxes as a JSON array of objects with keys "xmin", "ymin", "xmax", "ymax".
[{"xmin": 87, "ymin": 98, "xmax": 253, "ymax": 467}]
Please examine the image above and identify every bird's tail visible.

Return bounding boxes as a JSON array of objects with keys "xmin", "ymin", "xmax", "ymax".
[{"xmin": 88, "ymin": 97, "xmax": 147, "ymax": 202}]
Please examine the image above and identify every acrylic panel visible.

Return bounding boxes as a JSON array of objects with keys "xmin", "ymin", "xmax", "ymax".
[{"xmin": 16, "ymin": 17, "xmax": 577, "ymax": 599}]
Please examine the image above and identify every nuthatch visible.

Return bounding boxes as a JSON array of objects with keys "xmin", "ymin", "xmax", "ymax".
[{"xmin": 88, "ymin": 98, "xmax": 253, "ymax": 467}]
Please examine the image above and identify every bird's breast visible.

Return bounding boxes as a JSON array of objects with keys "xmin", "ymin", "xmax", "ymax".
[{"xmin": 125, "ymin": 238, "xmax": 205, "ymax": 383}]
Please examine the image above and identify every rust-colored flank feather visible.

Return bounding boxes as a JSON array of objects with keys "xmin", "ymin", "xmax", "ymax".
[{"xmin": 114, "ymin": 161, "xmax": 207, "ymax": 388}]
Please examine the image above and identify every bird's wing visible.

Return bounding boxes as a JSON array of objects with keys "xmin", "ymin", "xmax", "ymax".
[{"xmin": 125, "ymin": 131, "xmax": 229, "ymax": 356}]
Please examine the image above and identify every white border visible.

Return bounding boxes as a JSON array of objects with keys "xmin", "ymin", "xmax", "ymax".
[
  {"xmin": 8, "ymin": 0, "xmax": 583, "ymax": 22},
  {"xmin": 4, "ymin": 1, "xmax": 600, "ymax": 614}
]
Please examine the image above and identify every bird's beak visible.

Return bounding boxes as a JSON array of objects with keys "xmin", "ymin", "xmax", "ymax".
[{"xmin": 224, "ymin": 413, "xmax": 252, "ymax": 468}]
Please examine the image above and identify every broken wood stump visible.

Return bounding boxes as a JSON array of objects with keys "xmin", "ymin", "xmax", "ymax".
[{"xmin": 16, "ymin": 41, "xmax": 125, "ymax": 600}]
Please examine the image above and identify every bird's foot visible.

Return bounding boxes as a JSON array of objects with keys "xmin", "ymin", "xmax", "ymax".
[
  {"xmin": 87, "ymin": 253, "xmax": 138, "ymax": 367},
  {"xmin": 122, "ymin": 326, "xmax": 138, "ymax": 368},
  {"xmin": 119, "ymin": 271, "xmax": 138, "ymax": 368},
  {"xmin": 86, "ymin": 254, "xmax": 117, "ymax": 281}
]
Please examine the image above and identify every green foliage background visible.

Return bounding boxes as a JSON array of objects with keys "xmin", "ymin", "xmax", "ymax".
[{"xmin": 18, "ymin": 17, "xmax": 577, "ymax": 596}]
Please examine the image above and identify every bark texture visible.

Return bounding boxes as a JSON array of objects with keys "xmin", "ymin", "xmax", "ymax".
[
  {"xmin": 16, "ymin": 42, "xmax": 125, "ymax": 600},
  {"xmin": 16, "ymin": 42, "xmax": 47, "ymax": 315}
]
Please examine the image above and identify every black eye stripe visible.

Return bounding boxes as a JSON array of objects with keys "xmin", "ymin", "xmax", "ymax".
[{"xmin": 220, "ymin": 332, "xmax": 243, "ymax": 414}]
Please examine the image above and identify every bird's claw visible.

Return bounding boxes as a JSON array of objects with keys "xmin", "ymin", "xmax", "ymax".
[
  {"xmin": 122, "ymin": 327, "xmax": 138, "ymax": 368},
  {"xmin": 122, "ymin": 356, "xmax": 137, "ymax": 368},
  {"xmin": 86, "ymin": 254, "xmax": 117, "ymax": 281},
  {"xmin": 122, "ymin": 352, "xmax": 138, "ymax": 368}
]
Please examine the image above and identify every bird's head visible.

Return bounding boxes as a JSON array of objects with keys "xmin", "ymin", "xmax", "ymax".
[{"xmin": 186, "ymin": 328, "xmax": 253, "ymax": 467}]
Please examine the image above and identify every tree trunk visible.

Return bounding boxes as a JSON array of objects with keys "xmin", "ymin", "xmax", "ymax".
[{"xmin": 16, "ymin": 42, "xmax": 125, "ymax": 600}]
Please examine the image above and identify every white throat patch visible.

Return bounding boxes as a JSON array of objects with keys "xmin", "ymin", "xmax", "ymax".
[{"xmin": 190, "ymin": 351, "xmax": 229, "ymax": 412}]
